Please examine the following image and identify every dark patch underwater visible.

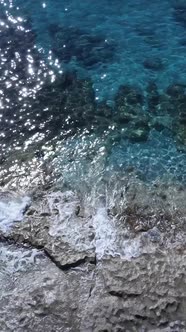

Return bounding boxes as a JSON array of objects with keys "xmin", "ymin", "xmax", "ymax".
[{"xmin": 0, "ymin": 0, "xmax": 186, "ymax": 187}]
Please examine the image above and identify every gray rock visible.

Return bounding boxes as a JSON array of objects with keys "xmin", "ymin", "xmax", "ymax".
[
  {"xmin": 0, "ymin": 180, "xmax": 186, "ymax": 331},
  {"xmin": 0, "ymin": 243, "xmax": 94, "ymax": 332},
  {"xmin": 81, "ymin": 252, "xmax": 186, "ymax": 331}
]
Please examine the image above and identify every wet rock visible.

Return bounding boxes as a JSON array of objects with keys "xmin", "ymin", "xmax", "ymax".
[
  {"xmin": 108, "ymin": 176, "xmax": 186, "ymax": 237},
  {"xmin": 115, "ymin": 85, "xmax": 144, "ymax": 108},
  {"xmin": 2, "ymin": 176, "xmax": 186, "ymax": 262},
  {"xmin": 0, "ymin": 191, "xmax": 31, "ymax": 232},
  {"xmin": 145, "ymin": 226, "xmax": 161, "ymax": 243},
  {"xmin": 3, "ymin": 191, "xmax": 96, "ymax": 269},
  {"xmin": 0, "ymin": 243, "xmax": 94, "ymax": 332},
  {"xmin": 1, "ymin": 236, "xmax": 186, "ymax": 331},
  {"xmin": 82, "ymin": 252, "xmax": 186, "ymax": 331},
  {"xmin": 0, "ymin": 181, "xmax": 186, "ymax": 331}
]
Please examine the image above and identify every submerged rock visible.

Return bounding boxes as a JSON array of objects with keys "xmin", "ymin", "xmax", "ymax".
[
  {"xmin": 114, "ymin": 85, "xmax": 151, "ymax": 143},
  {"xmin": 145, "ymin": 82, "xmax": 186, "ymax": 149},
  {"xmin": 49, "ymin": 24, "xmax": 116, "ymax": 68},
  {"xmin": 123, "ymin": 127, "xmax": 149, "ymax": 142},
  {"xmin": 143, "ymin": 57, "xmax": 165, "ymax": 71},
  {"xmin": 146, "ymin": 82, "xmax": 160, "ymax": 113},
  {"xmin": 115, "ymin": 85, "xmax": 144, "ymax": 108},
  {"xmin": 166, "ymin": 83, "xmax": 186, "ymax": 98}
]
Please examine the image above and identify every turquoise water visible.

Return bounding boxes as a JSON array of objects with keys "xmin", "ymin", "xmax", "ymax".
[
  {"xmin": 10, "ymin": 0, "xmax": 186, "ymax": 99},
  {"xmin": 0, "ymin": 0, "xmax": 186, "ymax": 190}
]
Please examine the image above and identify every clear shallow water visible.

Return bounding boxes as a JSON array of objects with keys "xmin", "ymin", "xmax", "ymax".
[
  {"xmin": 8, "ymin": 0, "xmax": 186, "ymax": 100},
  {"xmin": 0, "ymin": 0, "xmax": 186, "ymax": 191}
]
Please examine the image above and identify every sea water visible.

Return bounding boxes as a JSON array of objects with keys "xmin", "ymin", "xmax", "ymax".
[{"xmin": 0, "ymin": 0, "xmax": 186, "ymax": 236}]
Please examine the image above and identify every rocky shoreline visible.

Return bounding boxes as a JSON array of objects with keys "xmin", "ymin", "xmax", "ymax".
[
  {"xmin": 0, "ymin": 7, "xmax": 186, "ymax": 331},
  {"xmin": 0, "ymin": 176, "xmax": 186, "ymax": 332}
]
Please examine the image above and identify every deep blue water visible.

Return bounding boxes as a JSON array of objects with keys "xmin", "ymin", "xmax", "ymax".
[{"xmin": 0, "ymin": 0, "xmax": 186, "ymax": 189}]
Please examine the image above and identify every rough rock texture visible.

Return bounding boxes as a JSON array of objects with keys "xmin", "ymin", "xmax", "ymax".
[
  {"xmin": 0, "ymin": 243, "xmax": 94, "ymax": 332},
  {"xmin": 0, "ymin": 180, "xmax": 186, "ymax": 331},
  {"xmin": 0, "ymin": 190, "xmax": 96, "ymax": 268},
  {"xmin": 1, "ymin": 245, "xmax": 186, "ymax": 332},
  {"xmin": 81, "ymin": 253, "xmax": 186, "ymax": 332}
]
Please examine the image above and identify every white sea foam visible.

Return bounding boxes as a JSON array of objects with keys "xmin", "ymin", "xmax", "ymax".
[
  {"xmin": 92, "ymin": 206, "xmax": 156, "ymax": 260},
  {"xmin": 92, "ymin": 207, "xmax": 118, "ymax": 258},
  {"xmin": 47, "ymin": 191, "xmax": 94, "ymax": 251},
  {"xmin": 0, "ymin": 193, "xmax": 31, "ymax": 232},
  {"xmin": 46, "ymin": 191, "xmax": 151, "ymax": 260}
]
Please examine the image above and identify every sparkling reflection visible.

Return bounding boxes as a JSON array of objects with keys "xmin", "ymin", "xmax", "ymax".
[
  {"xmin": 0, "ymin": 3, "xmax": 64, "ymax": 187},
  {"xmin": 0, "ymin": 0, "xmax": 186, "ymax": 191},
  {"xmin": 0, "ymin": 1, "xmax": 108, "ymax": 189}
]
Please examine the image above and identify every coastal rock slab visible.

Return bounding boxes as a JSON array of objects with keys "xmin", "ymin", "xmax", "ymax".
[
  {"xmin": 81, "ymin": 252, "xmax": 186, "ymax": 331},
  {"xmin": 0, "ymin": 243, "xmax": 95, "ymax": 332},
  {"xmin": 0, "ymin": 190, "xmax": 96, "ymax": 268},
  {"xmin": 0, "ymin": 183, "xmax": 186, "ymax": 331}
]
